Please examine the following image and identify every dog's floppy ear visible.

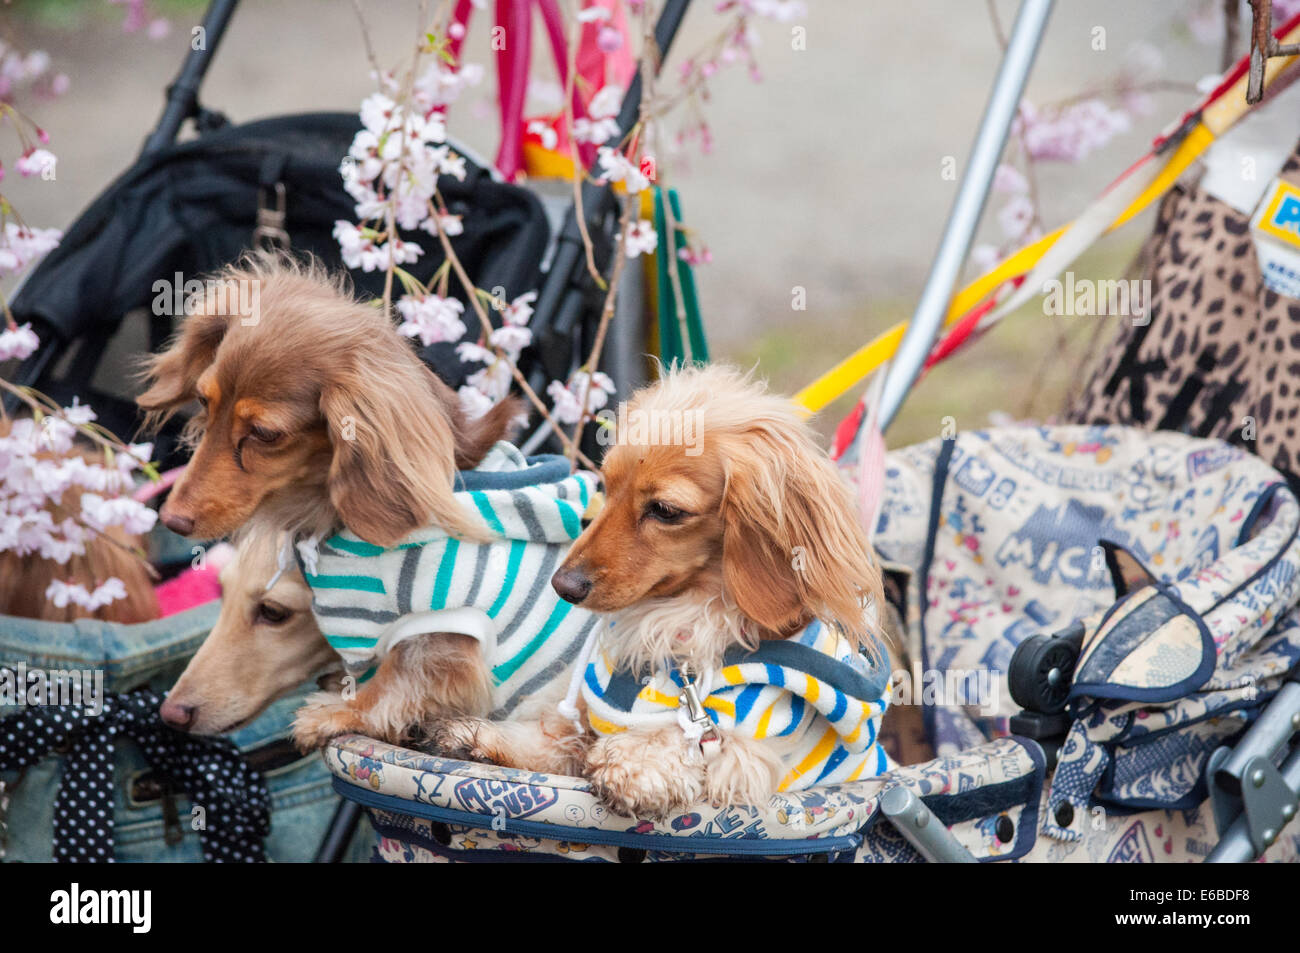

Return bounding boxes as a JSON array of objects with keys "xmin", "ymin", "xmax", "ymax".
[
  {"xmin": 136, "ymin": 310, "xmax": 229, "ymax": 430},
  {"xmin": 320, "ymin": 352, "xmax": 490, "ymax": 547},
  {"xmin": 451, "ymin": 394, "xmax": 525, "ymax": 471},
  {"xmin": 720, "ymin": 426, "xmax": 886, "ymax": 659}
]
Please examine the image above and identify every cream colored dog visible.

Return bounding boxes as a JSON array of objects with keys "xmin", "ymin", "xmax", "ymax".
[{"xmin": 159, "ymin": 530, "xmax": 341, "ymax": 737}]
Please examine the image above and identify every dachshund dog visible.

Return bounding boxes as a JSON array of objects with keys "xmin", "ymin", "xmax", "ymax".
[
  {"xmin": 137, "ymin": 254, "xmax": 520, "ymax": 748},
  {"xmin": 159, "ymin": 527, "xmax": 341, "ymax": 737},
  {"xmin": 429, "ymin": 365, "xmax": 893, "ymax": 818}
]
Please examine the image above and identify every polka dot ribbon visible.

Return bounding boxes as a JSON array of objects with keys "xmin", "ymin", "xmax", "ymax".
[{"xmin": 0, "ymin": 669, "xmax": 270, "ymax": 862}]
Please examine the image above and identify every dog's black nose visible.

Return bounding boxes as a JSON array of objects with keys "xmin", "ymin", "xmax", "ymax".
[
  {"xmin": 159, "ymin": 698, "xmax": 196, "ymax": 731},
  {"xmin": 161, "ymin": 509, "xmax": 194, "ymax": 536},
  {"xmin": 551, "ymin": 567, "xmax": 593, "ymax": 604}
]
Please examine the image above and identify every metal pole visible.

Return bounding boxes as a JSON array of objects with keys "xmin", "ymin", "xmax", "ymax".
[
  {"xmin": 1207, "ymin": 744, "xmax": 1300, "ymax": 862},
  {"xmin": 879, "ymin": 785, "xmax": 977, "ymax": 863},
  {"xmin": 314, "ymin": 798, "xmax": 365, "ymax": 863},
  {"xmin": 140, "ymin": 0, "xmax": 240, "ymax": 156},
  {"xmin": 877, "ymin": 0, "xmax": 1054, "ymax": 432}
]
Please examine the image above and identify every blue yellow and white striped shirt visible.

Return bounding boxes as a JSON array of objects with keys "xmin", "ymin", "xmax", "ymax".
[
  {"xmin": 302, "ymin": 443, "xmax": 600, "ymax": 718},
  {"xmin": 582, "ymin": 620, "xmax": 893, "ymax": 790}
]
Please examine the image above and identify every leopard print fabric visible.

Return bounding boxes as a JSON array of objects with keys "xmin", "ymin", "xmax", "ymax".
[{"xmin": 1069, "ymin": 140, "xmax": 1300, "ymax": 481}]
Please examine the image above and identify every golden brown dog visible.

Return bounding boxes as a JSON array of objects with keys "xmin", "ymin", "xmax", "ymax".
[
  {"xmin": 138, "ymin": 255, "xmax": 519, "ymax": 749},
  {"xmin": 429, "ymin": 365, "xmax": 889, "ymax": 816}
]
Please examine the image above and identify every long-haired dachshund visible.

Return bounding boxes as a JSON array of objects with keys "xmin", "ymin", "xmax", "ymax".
[
  {"xmin": 137, "ymin": 254, "xmax": 521, "ymax": 748},
  {"xmin": 159, "ymin": 526, "xmax": 343, "ymax": 736},
  {"xmin": 430, "ymin": 365, "xmax": 893, "ymax": 818}
]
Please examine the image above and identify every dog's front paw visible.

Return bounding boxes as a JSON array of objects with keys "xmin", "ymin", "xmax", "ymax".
[
  {"xmin": 292, "ymin": 693, "xmax": 367, "ymax": 751},
  {"xmin": 584, "ymin": 729, "xmax": 704, "ymax": 820},
  {"xmin": 420, "ymin": 717, "xmax": 502, "ymax": 765},
  {"xmin": 703, "ymin": 733, "xmax": 782, "ymax": 809}
]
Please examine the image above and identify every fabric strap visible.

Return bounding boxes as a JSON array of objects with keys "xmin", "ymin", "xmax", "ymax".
[{"xmin": 0, "ymin": 669, "xmax": 270, "ymax": 863}]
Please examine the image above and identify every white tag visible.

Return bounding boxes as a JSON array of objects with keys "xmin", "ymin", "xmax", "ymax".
[{"xmin": 1203, "ymin": 81, "xmax": 1300, "ymax": 215}]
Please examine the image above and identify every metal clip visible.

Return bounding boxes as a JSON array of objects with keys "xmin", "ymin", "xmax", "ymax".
[
  {"xmin": 678, "ymin": 680, "xmax": 709, "ymax": 725},
  {"xmin": 253, "ymin": 181, "xmax": 289, "ymax": 250},
  {"xmin": 678, "ymin": 677, "xmax": 721, "ymax": 761}
]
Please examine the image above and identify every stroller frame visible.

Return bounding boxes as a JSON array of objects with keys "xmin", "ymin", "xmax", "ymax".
[{"xmin": 882, "ymin": 0, "xmax": 1300, "ymax": 863}]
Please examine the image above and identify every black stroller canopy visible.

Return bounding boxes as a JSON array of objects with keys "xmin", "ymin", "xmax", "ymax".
[
  {"xmin": 6, "ymin": 111, "xmax": 551, "ymax": 460},
  {"xmin": 10, "ymin": 111, "xmax": 549, "ymax": 349}
]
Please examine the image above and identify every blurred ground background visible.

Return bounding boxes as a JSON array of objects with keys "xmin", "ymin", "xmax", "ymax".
[{"xmin": 4, "ymin": 0, "xmax": 1236, "ymax": 446}]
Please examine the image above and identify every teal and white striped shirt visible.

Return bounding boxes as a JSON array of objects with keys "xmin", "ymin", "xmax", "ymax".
[{"xmin": 302, "ymin": 443, "xmax": 601, "ymax": 718}]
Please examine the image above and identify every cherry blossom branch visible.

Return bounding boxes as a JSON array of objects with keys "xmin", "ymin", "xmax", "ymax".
[
  {"xmin": 567, "ymin": 192, "xmax": 637, "ymax": 462},
  {"xmin": 427, "ymin": 192, "xmax": 599, "ymax": 471},
  {"xmin": 81, "ymin": 523, "xmax": 161, "ymax": 581},
  {"xmin": 1042, "ymin": 79, "xmax": 1201, "ymax": 111},
  {"xmin": 562, "ymin": 1, "xmax": 607, "ymax": 290},
  {"xmin": 0, "ymin": 377, "xmax": 158, "ymax": 478}
]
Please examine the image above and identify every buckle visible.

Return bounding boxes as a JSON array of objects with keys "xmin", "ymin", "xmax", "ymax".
[
  {"xmin": 254, "ymin": 182, "xmax": 289, "ymax": 250},
  {"xmin": 677, "ymin": 679, "xmax": 721, "ymax": 761}
]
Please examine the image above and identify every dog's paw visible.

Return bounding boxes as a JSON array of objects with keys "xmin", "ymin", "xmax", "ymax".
[
  {"xmin": 703, "ymin": 733, "xmax": 782, "ymax": 809},
  {"xmin": 584, "ymin": 729, "xmax": 704, "ymax": 820},
  {"xmin": 292, "ymin": 694, "xmax": 366, "ymax": 752},
  {"xmin": 420, "ymin": 717, "xmax": 502, "ymax": 765}
]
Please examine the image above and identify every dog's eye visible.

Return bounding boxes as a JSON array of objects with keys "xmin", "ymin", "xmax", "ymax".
[
  {"xmin": 644, "ymin": 500, "xmax": 688, "ymax": 524},
  {"xmin": 194, "ymin": 394, "xmax": 208, "ymax": 410},
  {"xmin": 255, "ymin": 602, "xmax": 292, "ymax": 625},
  {"xmin": 249, "ymin": 425, "xmax": 281, "ymax": 443}
]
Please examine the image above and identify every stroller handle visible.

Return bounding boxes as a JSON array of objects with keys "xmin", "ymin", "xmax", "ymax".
[{"xmin": 140, "ymin": 0, "xmax": 240, "ymax": 156}]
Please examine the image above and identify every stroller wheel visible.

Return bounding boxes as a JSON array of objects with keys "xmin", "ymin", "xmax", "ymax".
[{"xmin": 1008, "ymin": 633, "xmax": 1079, "ymax": 714}]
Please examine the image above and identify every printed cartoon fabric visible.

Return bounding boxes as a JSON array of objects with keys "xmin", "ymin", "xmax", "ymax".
[
  {"xmin": 327, "ymin": 709, "xmax": 1300, "ymax": 863},
  {"xmin": 871, "ymin": 426, "xmax": 1300, "ymax": 832},
  {"xmin": 0, "ymin": 671, "xmax": 270, "ymax": 862},
  {"xmin": 326, "ymin": 733, "xmax": 1043, "ymax": 862}
]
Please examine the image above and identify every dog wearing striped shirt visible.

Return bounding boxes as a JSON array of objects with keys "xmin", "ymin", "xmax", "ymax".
[
  {"xmin": 137, "ymin": 256, "xmax": 535, "ymax": 749},
  {"xmin": 430, "ymin": 365, "xmax": 893, "ymax": 818}
]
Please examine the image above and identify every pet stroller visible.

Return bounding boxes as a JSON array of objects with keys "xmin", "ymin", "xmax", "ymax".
[
  {"xmin": 324, "ymin": 423, "xmax": 1300, "ymax": 863},
  {"xmin": 0, "ymin": 0, "xmax": 694, "ymax": 861},
  {"xmin": 322, "ymin": 0, "xmax": 1300, "ymax": 862}
]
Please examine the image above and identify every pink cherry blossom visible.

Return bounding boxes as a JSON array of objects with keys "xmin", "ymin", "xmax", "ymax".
[
  {"xmin": 0, "ymin": 323, "xmax": 40, "ymax": 361},
  {"xmin": 1015, "ymin": 99, "xmax": 1129, "ymax": 163},
  {"xmin": 596, "ymin": 146, "xmax": 650, "ymax": 193},
  {"xmin": 395, "ymin": 294, "xmax": 468, "ymax": 346},
  {"xmin": 625, "ymin": 220, "xmax": 658, "ymax": 258},
  {"xmin": 502, "ymin": 290, "xmax": 537, "ymax": 326},
  {"xmin": 489, "ymin": 324, "xmax": 533, "ymax": 361},
  {"xmin": 548, "ymin": 371, "xmax": 616, "ymax": 424}
]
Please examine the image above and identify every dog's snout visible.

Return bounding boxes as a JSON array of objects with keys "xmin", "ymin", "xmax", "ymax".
[
  {"xmin": 551, "ymin": 567, "xmax": 593, "ymax": 605},
  {"xmin": 160, "ymin": 505, "xmax": 195, "ymax": 537},
  {"xmin": 159, "ymin": 698, "xmax": 197, "ymax": 730}
]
